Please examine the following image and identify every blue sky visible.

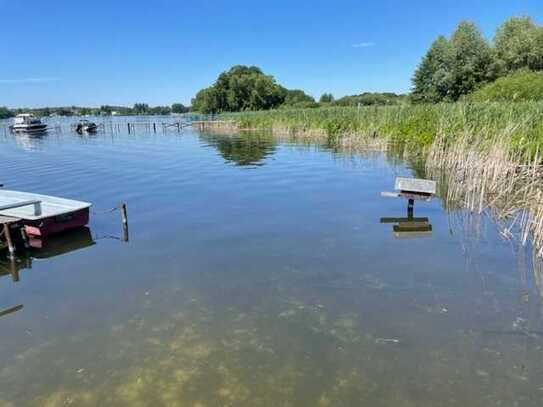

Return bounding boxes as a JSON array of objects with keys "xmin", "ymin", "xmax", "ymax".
[{"xmin": 1, "ymin": 0, "xmax": 541, "ymax": 107}]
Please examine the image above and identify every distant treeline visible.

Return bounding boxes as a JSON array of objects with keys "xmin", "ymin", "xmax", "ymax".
[
  {"xmin": 412, "ymin": 16, "xmax": 543, "ymax": 103},
  {"xmin": 0, "ymin": 103, "xmax": 191, "ymax": 118},
  {"xmin": 191, "ymin": 16, "xmax": 543, "ymax": 113},
  {"xmin": 191, "ymin": 65, "xmax": 406, "ymax": 113},
  {"xmin": 0, "ymin": 106, "xmax": 12, "ymax": 119}
]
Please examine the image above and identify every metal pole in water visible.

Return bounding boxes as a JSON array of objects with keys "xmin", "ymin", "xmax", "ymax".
[{"xmin": 407, "ymin": 199, "xmax": 414, "ymax": 219}]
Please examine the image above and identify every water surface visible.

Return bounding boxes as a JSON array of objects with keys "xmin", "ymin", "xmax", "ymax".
[{"xmin": 0, "ymin": 118, "xmax": 542, "ymax": 406}]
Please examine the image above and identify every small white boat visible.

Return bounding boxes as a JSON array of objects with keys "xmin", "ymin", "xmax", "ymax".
[
  {"xmin": 9, "ymin": 114, "xmax": 47, "ymax": 134},
  {"xmin": 0, "ymin": 190, "xmax": 91, "ymax": 237},
  {"xmin": 75, "ymin": 119, "xmax": 98, "ymax": 134}
]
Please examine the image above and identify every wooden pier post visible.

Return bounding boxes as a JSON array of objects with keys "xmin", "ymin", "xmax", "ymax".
[
  {"xmin": 127, "ymin": 123, "xmax": 131, "ymax": 134},
  {"xmin": 153, "ymin": 123, "xmax": 156, "ymax": 133},
  {"xmin": 3, "ymin": 223, "xmax": 15, "ymax": 259},
  {"xmin": 9, "ymin": 260, "xmax": 19, "ymax": 282},
  {"xmin": 122, "ymin": 224, "xmax": 129, "ymax": 242},
  {"xmin": 119, "ymin": 203, "xmax": 129, "ymax": 242},
  {"xmin": 119, "ymin": 203, "xmax": 128, "ymax": 225},
  {"xmin": 20, "ymin": 228, "xmax": 30, "ymax": 249}
]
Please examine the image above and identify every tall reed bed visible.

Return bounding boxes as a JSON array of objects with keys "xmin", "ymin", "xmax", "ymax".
[
  {"xmin": 222, "ymin": 102, "xmax": 543, "ymax": 155},
  {"xmin": 427, "ymin": 130, "xmax": 543, "ymax": 257}
]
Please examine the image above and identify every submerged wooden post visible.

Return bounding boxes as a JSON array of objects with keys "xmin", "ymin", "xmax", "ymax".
[
  {"xmin": 3, "ymin": 223, "xmax": 15, "ymax": 258},
  {"xmin": 153, "ymin": 123, "xmax": 156, "ymax": 133},
  {"xmin": 9, "ymin": 260, "xmax": 19, "ymax": 282},
  {"xmin": 127, "ymin": 123, "xmax": 131, "ymax": 134},
  {"xmin": 20, "ymin": 228, "xmax": 30, "ymax": 249}
]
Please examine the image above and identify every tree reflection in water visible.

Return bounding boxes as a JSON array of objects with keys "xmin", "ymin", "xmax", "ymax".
[{"xmin": 201, "ymin": 132, "xmax": 277, "ymax": 167}]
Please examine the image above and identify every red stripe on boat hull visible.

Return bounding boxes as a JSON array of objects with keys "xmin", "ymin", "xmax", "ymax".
[{"xmin": 23, "ymin": 208, "xmax": 90, "ymax": 237}]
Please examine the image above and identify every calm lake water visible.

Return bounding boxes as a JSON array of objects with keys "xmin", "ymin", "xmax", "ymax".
[{"xmin": 0, "ymin": 117, "xmax": 542, "ymax": 406}]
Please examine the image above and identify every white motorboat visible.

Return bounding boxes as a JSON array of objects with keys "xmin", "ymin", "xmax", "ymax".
[
  {"xmin": 75, "ymin": 119, "xmax": 98, "ymax": 134},
  {"xmin": 9, "ymin": 114, "xmax": 48, "ymax": 134}
]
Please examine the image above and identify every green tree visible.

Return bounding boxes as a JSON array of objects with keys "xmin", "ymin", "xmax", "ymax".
[
  {"xmin": 495, "ymin": 17, "xmax": 543, "ymax": 73},
  {"xmin": 282, "ymin": 89, "xmax": 316, "ymax": 106},
  {"xmin": 411, "ymin": 36, "xmax": 453, "ymax": 103},
  {"xmin": 0, "ymin": 106, "xmax": 13, "ymax": 119},
  {"xmin": 100, "ymin": 105, "xmax": 113, "ymax": 115},
  {"xmin": 448, "ymin": 21, "xmax": 495, "ymax": 100},
  {"xmin": 319, "ymin": 93, "xmax": 334, "ymax": 103},
  {"xmin": 470, "ymin": 70, "xmax": 543, "ymax": 102},
  {"xmin": 133, "ymin": 103, "xmax": 149, "ymax": 114},
  {"xmin": 171, "ymin": 103, "xmax": 189, "ymax": 114},
  {"xmin": 192, "ymin": 65, "xmax": 286, "ymax": 113},
  {"xmin": 192, "ymin": 87, "xmax": 222, "ymax": 113}
]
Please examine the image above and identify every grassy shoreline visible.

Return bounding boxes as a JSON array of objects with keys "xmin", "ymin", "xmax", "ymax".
[{"xmin": 221, "ymin": 103, "xmax": 543, "ymax": 155}]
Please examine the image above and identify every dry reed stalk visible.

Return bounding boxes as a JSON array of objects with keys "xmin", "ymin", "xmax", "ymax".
[{"xmin": 427, "ymin": 128, "xmax": 543, "ymax": 261}]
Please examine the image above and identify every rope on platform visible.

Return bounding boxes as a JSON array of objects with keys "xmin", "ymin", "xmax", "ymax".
[
  {"xmin": 91, "ymin": 206, "xmax": 119, "ymax": 215},
  {"xmin": 93, "ymin": 234, "xmax": 122, "ymax": 241}
]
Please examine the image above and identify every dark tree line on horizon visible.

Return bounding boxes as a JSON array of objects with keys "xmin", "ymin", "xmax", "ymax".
[
  {"xmin": 412, "ymin": 16, "xmax": 543, "ymax": 103},
  {"xmin": 191, "ymin": 65, "xmax": 406, "ymax": 113},
  {"xmin": 0, "ymin": 103, "xmax": 191, "ymax": 119}
]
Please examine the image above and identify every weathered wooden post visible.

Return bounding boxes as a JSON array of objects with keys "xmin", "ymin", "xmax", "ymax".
[
  {"xmin": 153, "ymin": 123, "xmax": 156, "ymax": 133},
  {"xmin": 127, "ymin": 123, "xmax": 131, "ymax": 134},
  {"xmin": 119, "ymin": 203, "xmax": 128, "ymax": 225},
  {"xmin": 9, "ymin": 260, "xmax": 19, "ymax": 282},
  {"xmin": 20, "ymin": 228, "xmax": 30, "ymax": 249},
  {"xmin": 119, "ymin": 203, "xmax": 129, "ymax": 242},
  {"xmin": 3, "ymin": 223, "xmax": 15, "ymax": 259}
]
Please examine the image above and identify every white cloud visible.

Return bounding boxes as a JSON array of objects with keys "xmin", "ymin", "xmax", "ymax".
[
  {"xmin": 0, "ymin": 77, "xmax": 60, "ymax": 84},
  {"xmin": 352, "ymin": 42, "xmax": 376, "ymax": 48}
]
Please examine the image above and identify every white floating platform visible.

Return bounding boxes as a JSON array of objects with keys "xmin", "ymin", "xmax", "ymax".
[{"xmin": 0, "ymin": 190, "xmax": 91, "ymax": 221}]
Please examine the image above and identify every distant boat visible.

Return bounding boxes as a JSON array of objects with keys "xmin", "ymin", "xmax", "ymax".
[
  {"xmin": 0, "ymin": 190, "xmax": 91, "ymax": 237},
  {"xmin": 9, "ymin": 114, "xmax": 47, "ymax": 134},
  {"xmin": 75, "ymin": 119, "xmax": 98, "ymax": 134}
]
